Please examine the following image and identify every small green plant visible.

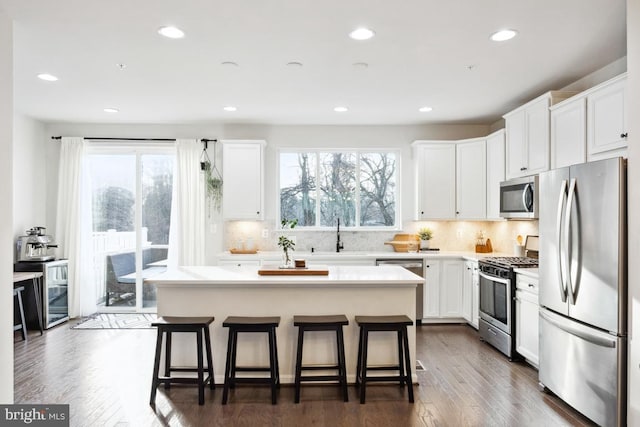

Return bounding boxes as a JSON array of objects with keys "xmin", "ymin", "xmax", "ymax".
[
  {"xmin": 418, "ymin": 227, "xmax": 433, "ymax": 240},
  {"xmin": 278, "ymin": 218, "xmax": 298, "ymax": 266}
]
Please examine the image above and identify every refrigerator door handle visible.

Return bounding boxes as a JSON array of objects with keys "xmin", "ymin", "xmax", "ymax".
[
  {"xmin": 540, "ymin": 310, "xmax": 616, "ymax": 348},
  {"xmin": 564, "ymin": 178, "xmax": 577, "ymax": 305},
  {"xmin": 556, "ymin": 179, "xmax": 568, "ymax": 302}
]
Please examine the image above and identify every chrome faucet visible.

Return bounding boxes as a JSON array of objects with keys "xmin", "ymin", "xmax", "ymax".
[{"xmin": 336, "ymin": 217, "xmax": 344, "ymax": 253}]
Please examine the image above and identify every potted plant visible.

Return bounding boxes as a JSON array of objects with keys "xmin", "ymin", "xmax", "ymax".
[
  {"xmin": 202, "ymin": 161, "xmax": 223, "ymax": 212},
  {"xmin": 278, "ymin": 218, "xmax": 298, "ymax": 268},
  {"xmin": 417, "ymin": 227, "xmax": 433, "ymax": 250}
]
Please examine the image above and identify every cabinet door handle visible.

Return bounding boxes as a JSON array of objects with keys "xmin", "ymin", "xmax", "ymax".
[
  {"xmin": 256, "ymin": 211, "xmax": 260, "ymax": 215},
  {"xmin": 520, "ymin": 167, "xmax": 527, "ymax": 171},
  {"xmin": 621, "ymin": 132, "xmax": 628, "ymax": 139},
  {"xmin": 528, "ymin": 284, "xmax": 535, "ymax": 288}
]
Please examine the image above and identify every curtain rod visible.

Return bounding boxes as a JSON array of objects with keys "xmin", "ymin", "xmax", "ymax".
[{"xmin": 51, "ymin": 136, "xmax": 177, "ymax": 142}]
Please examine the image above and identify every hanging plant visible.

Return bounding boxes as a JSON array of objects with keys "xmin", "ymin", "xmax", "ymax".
[{"xmin": 200, "ymin": 140, "xmax": 223, "ymax": 213}]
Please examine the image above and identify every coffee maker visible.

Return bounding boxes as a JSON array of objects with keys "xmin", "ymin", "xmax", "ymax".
[{"xmin": 16, "ymin": 226, "xmax": 58, "ymax": 262}]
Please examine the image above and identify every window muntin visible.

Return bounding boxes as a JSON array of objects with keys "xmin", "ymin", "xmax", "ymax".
[{"xmin": 279, "ymin": 150, "xmax": 398, "ymax": 228}]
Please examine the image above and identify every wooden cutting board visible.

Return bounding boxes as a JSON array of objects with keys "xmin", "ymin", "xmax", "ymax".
[{"xmin": 258, "ymin": 265, "xmax": 329, "ymax": 276}]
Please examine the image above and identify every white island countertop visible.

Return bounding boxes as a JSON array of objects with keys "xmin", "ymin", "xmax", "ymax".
[
  {"xmin": 147, "ymin": 265, "xmax": 422, "ymax": 385},
  {"xmin": 147, "ymin": 264, "xmax": 423, "ymax": 288}
]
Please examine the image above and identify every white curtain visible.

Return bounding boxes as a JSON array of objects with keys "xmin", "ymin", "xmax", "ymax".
[
  {"xmin": 55, "ymin": 137, "xmax": 95, "ymax": 317},
  {"xmin": 168, "ymin": 139, "xmax": 206, "ymax": 266}
]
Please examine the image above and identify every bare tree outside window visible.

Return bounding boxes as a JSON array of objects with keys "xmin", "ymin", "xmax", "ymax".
[
  {"xmin": 360, "ymin": 153, "xmax": 396, "ymax": 226},
  {"xmin": 319, "ymin": 153, "xmax": 356, "ymax": 226},
  {"xmin": 280, "ymin": 152, "xmax": 317, "ymax": 226},
  {"xmin": 279, "ymin": 150, "xmax": 398, "ymax": 228}
]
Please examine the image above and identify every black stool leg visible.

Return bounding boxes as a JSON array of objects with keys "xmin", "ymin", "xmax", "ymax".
[
  {"xmin": 204, "ymin": 326, "xmax": 215, "ymax": 390},
  {"xmin": 337, "ymin": 325, "xmax": 348, "ymax": 402},
  {"xmin": 294, "ymin": 326, "xmax": 305, "ymax": 403},
  {"xmin": 360, "ymin": 328, "xmax": 369, "ymax": 404},
  {"xmin": 401, "ymin": 326, "xmax": 414, "ymax": 403},
  {"xmin": 164, "ymin": 331, "xmax": 172, "ymax": 389},
  {"xmin": 272, "ymin": 327, "xmax": 281, "ymax": 388},
  {"xmin": 150, "ymin": 328, "xmax": 164, "ymax": 405},
  {"xmin": 397, "ymin": 329, "xmax": 405, "ymax": 387},
  {"xmin": 197, "ymin": 328, "xmax": 205, "ymax": 405},
  {"xmin": 222, "ymin": 328, "xmax": 236, "ymax": 405},
  {"xmin": 355, "ymin": 326, "xmax": 364, "ymax": 388},
  {"xmin": 268, "ymin": 327, "xmax": 278, "ymax": 404}
]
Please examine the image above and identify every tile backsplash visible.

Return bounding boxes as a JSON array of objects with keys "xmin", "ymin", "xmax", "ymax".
[{"xmin": 224, "ymin": 220, "xmax": 539, "ymax": 255}]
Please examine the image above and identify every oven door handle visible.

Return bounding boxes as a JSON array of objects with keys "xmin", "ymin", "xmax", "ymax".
[{"xmin": 479, "ymin": 271, "xmax": 510, "ymax": 286}]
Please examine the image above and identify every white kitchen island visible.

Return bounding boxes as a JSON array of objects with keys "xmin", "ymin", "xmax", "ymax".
[{"xmin": 146, "ymin": 265, "xmax": 422, "ymax": 384}]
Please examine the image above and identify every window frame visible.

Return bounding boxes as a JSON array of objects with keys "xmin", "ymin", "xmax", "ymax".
[{"xmin": 277, "ymin": 147, "xmax": 402, "ymax": 231}]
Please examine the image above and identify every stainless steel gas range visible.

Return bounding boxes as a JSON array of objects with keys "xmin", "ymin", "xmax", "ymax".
[{"xmin": 478, "ymin": 256, "xmax": 538, "ymax": 359}]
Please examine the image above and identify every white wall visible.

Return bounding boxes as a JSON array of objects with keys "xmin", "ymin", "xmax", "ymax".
[
  {"xmin": 13, "ymin": 114, "xmax": 47, "ymax": 243},
  {"xmin": 0, "ymin": 5, "xmax": 14, "ymax": 403},
  {"xmin": 627, "ymin": 0, "xmax": 639, "ymax": 423}
]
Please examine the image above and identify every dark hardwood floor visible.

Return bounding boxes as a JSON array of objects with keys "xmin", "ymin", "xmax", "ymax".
[{"xmin": 14, "ymin": 322, "xmax": 595, "ymax": 426}]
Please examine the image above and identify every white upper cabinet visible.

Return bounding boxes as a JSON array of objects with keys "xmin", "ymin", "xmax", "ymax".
[
  {"xmin": 485, "ymin": 129, "xmax": 505, "ymax": 220},
  {"xmin": 222, "ymin": 140, "xmax": 266, "ymax": 220},
  {"xmin": 456, "ymin": 138, "xmax": 486, "ymax": 219},
  {"xmin": 413, "ymin": 142, "xmax": 456, "ymax": 220},
  {"xmin": 550, "ymin": 97, "xmax": 586, "ymax": 169},
  {"xmin": 504, "ymin": 91, "xmax": 576, "ymax": 179},
  {"xmin": 587, "ymin": 74, "xmax": 628, "ymax": 160}
]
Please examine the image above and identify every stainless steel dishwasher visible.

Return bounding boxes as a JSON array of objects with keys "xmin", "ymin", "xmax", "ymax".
[{"xmin": 375, "ymin": 258, "xmax": 425, "ymax": 322}]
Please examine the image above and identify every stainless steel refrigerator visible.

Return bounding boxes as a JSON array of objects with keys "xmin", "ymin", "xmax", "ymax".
[{"xmin": 538, "ymin": 157, "xmax": 626, "ymax": 426}]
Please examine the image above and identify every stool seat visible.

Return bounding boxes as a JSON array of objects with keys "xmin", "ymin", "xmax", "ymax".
[
  {"xmin": 223, "ymin": 316, "xmax": 280, "ymax": 327},
  {"xmin": 293, "ymin": 314, "xmax": 349, "ymax": 326},
  {"xmin": 150, "ymin": 316, "xmax": 215, "ymax": 406},
  {"xmin": 355, "ymin": 314, "xmax": 414, "ymax": 404},
  {"xmin": 355, "ymin": 315, "xmax": 413, "ymax": 326},
  {"xmin": 293, "ymin": 314, "xmax": 349, "ymax": 403},
  {"xmin": 222, "ymin": 316, "xmax": 281, "ymax": 405},
  {"xmin": 153, "ymin": 316, "xmax": 215, "ymax": 327}
]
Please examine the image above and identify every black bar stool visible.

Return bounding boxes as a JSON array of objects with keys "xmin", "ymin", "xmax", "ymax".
[
  {"xmin": 13, "ymin": 286, "xmax": 27, "ymax": 341},
  {"xmin": 293, "ymin": 314, "xmax": 349, "ymax": 403},
  {"xmin": 222, "ymin": 316, "xmax": 281, "ymax": 405},
  {"xmin": 150, "ymin": 316, "xmax": 215, "ymax": 406},
  {"xmin": 354, "ymin": 315, "xmax": 414, "ymax": 404}
]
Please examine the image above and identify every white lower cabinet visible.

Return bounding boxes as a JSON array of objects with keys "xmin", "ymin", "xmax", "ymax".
[
  {"xmin": 424, "ymin": 259, "xmax": 464, "ymax": 321},
  {"xmin": 515, "ymin": 273, "xmax": 539, "ymax": 367}
]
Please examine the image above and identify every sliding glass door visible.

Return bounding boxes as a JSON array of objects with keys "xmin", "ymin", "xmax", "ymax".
[{"xmin": 88, "ymin": 144, "xmax": 174, "ymax": 311}]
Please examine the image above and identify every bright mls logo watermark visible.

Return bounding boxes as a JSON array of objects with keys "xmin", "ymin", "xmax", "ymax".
[{"xmin": 0, "ymin": 405, "xmax": 69, "ymax": 426}]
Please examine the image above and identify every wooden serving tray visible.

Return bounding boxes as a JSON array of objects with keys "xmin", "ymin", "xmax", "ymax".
[
  {"xmin": 230, "ymin": 248, "xmax": 258, "ymax": 254},
  {"xmin": 258, "ymin": 265, "xmax": 329, "ymax": 276}
]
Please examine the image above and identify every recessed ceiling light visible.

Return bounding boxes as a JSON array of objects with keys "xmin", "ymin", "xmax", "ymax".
[
  {"xmin": 334, "ymin": 106, "xmax": 349, "ymax": 113},
  {"xmin": 223, "ymin": 106, "xmax": 237, "ymax": 112},
  {"xmin": 37, "ymin": 73, "xmax": 58, "ymax": 82},
  {"xmin": 103, "ymin": 108, "xmax": 119, "ymax": 113},
  {"xmin": 286, "ymin": 61, "xmax": 303, "ymax": 67},
  {"xmin": 158, "ymin": 26, "xmax": 185, "ymax": 39},
  {"xmin": 419, "ymin": 106, "xmax": 433, "ymax": 113},
  {"xmin": 490, "ymin": 29, "xmax": 517, "ymax": 42},
  {"xmin": 349, "ymin": 27, "xmax": 375, "ymax": 41},
  {"xmin": 221, "ymin": 61, "xmax": 239, "ymax": 67}
]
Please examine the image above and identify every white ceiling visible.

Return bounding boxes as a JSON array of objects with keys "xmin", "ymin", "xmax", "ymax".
[{"xmin": 1, "ymin": 0, "xmax": 627, "ymax": 126}]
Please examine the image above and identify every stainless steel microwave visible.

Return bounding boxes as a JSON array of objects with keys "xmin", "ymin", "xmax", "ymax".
[{"xmin": 499, "ymin": 175, "xmax": 538, "ymax": 219}]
